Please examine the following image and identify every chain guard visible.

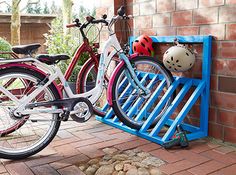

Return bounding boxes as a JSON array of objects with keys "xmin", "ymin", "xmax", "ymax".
[{"xmin": 70, "ymin": 97, "xmax": 93, "ymax": 123}]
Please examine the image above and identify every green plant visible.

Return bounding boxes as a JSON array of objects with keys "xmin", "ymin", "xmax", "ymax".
[
  {"xmin": 44, "ymin": 18, "xmax": 89, "ymax": 82},
  {"xmin": 0, "ymin": 37, "xmax": 12, "ymax": 59}
]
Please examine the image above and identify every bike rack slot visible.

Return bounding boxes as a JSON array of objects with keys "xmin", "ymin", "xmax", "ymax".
[{"xmin": 97, "ymin": 35, "xmax": 212, "ymax": 145}]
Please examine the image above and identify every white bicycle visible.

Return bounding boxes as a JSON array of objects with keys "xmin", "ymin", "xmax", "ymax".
[{"xmin": 0, "ymin": 6, "xmax": 173, "ymax": 159}]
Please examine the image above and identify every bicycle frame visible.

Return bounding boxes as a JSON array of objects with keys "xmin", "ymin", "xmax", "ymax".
[{"xmin": 0, "ymin": 16, "xmax": 148, "ymax": 116}]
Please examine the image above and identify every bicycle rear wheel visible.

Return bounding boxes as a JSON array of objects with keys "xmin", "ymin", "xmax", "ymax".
[
  {"xmin": 0, "ymin": 67, "xmax": 61, "ymax": 159},
  {"xmin": 111, "ymin": 56, "xmax": 174, "ymax": 130}
]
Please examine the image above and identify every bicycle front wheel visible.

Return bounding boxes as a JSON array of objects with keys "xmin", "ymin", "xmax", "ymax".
[
  {"xmin": 0, "ymin": 67, "xmax": 61, "ymax": 159},
  {"xmin": 111, "ymin": 56, "xmax": 174, "ymax": 130}
]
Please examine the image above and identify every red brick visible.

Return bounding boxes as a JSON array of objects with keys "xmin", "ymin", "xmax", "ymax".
[
  {"xmin": 212, "ymin": 41, "xmax": 220, "ymax": 59},
  {"xmin": 32, "ymin": 165, "xmax": 60, "ymax": 175},
  {"xmin": 25, "ymin": 155, "xmax": 64, "ymax": 167},
  {"xmin": 134, "ymin": 16, "xmax": 152, "ymax": 29},
  {"xmin": 189, "ymin": 140, "xmax": 215, "ymax": 153},
  {"xmin": 138, "ymin": 142, "xmax": 161, "ymax": 152},
  {"xmin": 177, "ymin": 26, "xmax": 199, "ymax": 35},
  {"xmin": 226, "ymin": 0, "xmax": 236, "ymax": 4},
  {"xmin": 221, "ymin": 42, "xmax": 236, "ymax": 58},
  {"xmin": 139, "ymin": 28, "xmax": 157, "ymax": 35},
  {"xmin": 219, "ymin": 6, "xmax": 236, "ymax": 22},
  {"xmin": 172, "ymin": 10, "xmax": 193, "ymax": 26},
  {"xmin": 210, "ymin": 75, "xmax": 217, "ymax": 91},
  {"xmin": 175, "ymin": 150, "xmax": 210, "ymax": 165},
  {"xmin": 50, "ymin": 154, "xmax": 89, "ymax": 170},
  {"xmin": 153, "ymin": 13, "xmax": 171, "ymax": 27},
  {"xmin": 194, "ymin": 7, "xmax": 218, "ymax": 24},
  {"xmin": 54, "ymin": 144, "xmax": 80, "ymax": 157},
  {"xmin": 226, "ymin": 23, "xmax": 236, "ymax": 40},
  {"xmin": 211, "ymin": 91, "xmax": 236, "ymax": 110},
  {"xmin": 5, "ymin": 163, "xmax": 34, "ymax": 175},
  {"xmin": 176, "ymin": 0, "xmax": 198, "ymax": 10},
  {"xmin": 58, "ymin": 165, "xmax": 85, "ymax": 175},
  {"xmin": 200, "ymin": 24, "xmax": 225, "ymax": 40},
  {"xmin": 133, "ymin": 3, "xmax": 140, "ymax": 16},
  {"xmin": 114, "ymin": 139, "xmax": 150, "ymax": 151},
  {"xmin": 140, "ymin": 1, "xmax": 156, "ymax": 15},
  {"xmin": 160, "ymin": 160, "xmax": 197, "ymax": 174},
  {"xmin": 199, "ymin": 0, "xmax": 224, "ymax": 7},
  {"xmin": 156, "ymin": 0, "xmax": 175, "ymax": 12},
  {"xmin": 150, "ymin": 149, "xmax": 183, "ymax": 163},
  {"xmin": 173, "ymin": 171, "xmax": 194, "ymax": 175},
  {"xmin": 212, "ymin": 60, "xmax": 236, "ymax": 76},
  {"xmin": 69, "ymin": 137, "xmax": 103, "ymax": 148},
  {"xmin": 77, "ymin": 146, "xmax": 105, "ymax": 158},
  {"xmin": 224, "ymin": 127, "xmax": 236, "ymax": 143},
  {"xmin": 217, "ymin": 109, "xmax": 236, "ymax": 127},
  {"xmin": 213, "ymin": 146, "xmax": 235, "ymax": 154},
  {"xmin": 201, "ymin": 150, "xmax": 236, "ymax": 165},
  {"xmin": 187, "ymin": 160, "xmax": 227, "ymax": 175},
  {"xmin": 208, "ymin": 122, "xmax": 223, "ymax": 140},
  {"xmin": 157, "ymin": 27, "xmax": 176, "ymax": 36},
  {"xmin": 50, "ymin": 137, "xmax": 80, "ymax": 147},
  {"xmin": 209, "ymin": 107, "xmax": 217, "ymax": 122},
  {"xmin": 209, "ymin": 164, "xmax": 236, "ymax": 175},
  {"xmin": 72, "ymin": 131, "xmax": 95, "ymax": 140}
]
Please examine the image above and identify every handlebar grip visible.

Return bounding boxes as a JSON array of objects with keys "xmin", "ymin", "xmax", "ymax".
[
  {"xmin": 117, "ymin": 6, "xmax": 125, "ymax": 16},
  {"xmin": 66, "ymin": 23, "xmax": 77, "ymax": 28}
]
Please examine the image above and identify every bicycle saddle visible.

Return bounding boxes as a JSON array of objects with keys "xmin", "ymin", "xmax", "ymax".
[
  {"xmin": 36, "ymin": 54, "xmax": 70, "ymax": 65},
  {"xmin": 12, "ymin": 43, "xmax": 41, "ymax": 55}
]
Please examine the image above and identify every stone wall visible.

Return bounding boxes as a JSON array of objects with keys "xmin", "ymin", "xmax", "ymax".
[{"xmin": 96, "ymin": 0, "xmax": 236, "ymax": 144}]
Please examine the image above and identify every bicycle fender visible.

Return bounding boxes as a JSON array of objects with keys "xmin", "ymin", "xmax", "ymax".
[
  {"xmin": 0, "ymin": 63, "xmax": 63, "ymax": 99},
  {"xmin": 107, "ymin": 53, "xmax": 138, "ymax": 106}
]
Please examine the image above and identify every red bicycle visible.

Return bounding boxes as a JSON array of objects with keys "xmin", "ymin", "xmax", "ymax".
[{"xmin": 0, "ymin": 16, "xmax": 113, "ymax": 136}]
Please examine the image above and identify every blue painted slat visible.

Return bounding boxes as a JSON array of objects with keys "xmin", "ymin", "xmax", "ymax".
[
  {"xmin": 161, "ymin": 81, "xmax": 205, "ymax": 142},
  {"xmin": 149, "ymin": 80, "xmax": 193, "ymax": 137},
  {"xmin": 135, "ymin": 78, "xmax": 167, "ymax": 122},
  {"xmin": 127, "ymin": 74, "xmax": 159, "ymax": 118},
  {"xmin": 166, "ymin": 119, "xmax": 200, "ymax": 133},
  {"xmin": 139, "ymin": 77, "xmax": 181, "ymax": 132}
]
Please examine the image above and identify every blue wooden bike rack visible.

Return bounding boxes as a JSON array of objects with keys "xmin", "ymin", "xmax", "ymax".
[{"xmin": 96, "ymin": 35, "xmax": 212, "ymax": 145}]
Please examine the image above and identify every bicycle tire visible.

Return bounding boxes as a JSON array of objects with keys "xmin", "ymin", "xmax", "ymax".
[
  {"xmin": 0, "ymin": 67, "xmax": 61, "ymax": 159},
  {"xmin": 76, "ymin": 58, "xmax": 106, "ymax": 116},
  {"xmin": 111, "ymin": 56, "xmax": 174, "ymax": 130}
]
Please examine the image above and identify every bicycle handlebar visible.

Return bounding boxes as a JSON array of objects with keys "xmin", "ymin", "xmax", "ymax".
[{"xmin": 66, "ymin": 6, "xmax": 132, "ymax": 38}]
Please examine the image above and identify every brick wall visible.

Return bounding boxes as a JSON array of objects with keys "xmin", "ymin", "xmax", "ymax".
[
  {"xmin": 98, "ymin": 0, "xmax": 236, "ymax": 143},
  {"xmin": 0, "ymin": 14, "xmax": 55, "ymax": 53}
]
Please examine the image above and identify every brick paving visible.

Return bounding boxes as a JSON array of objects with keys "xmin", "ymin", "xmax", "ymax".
[{"xmin": 1, "ymin": 118, "xmax": 236, "ymax": 175}]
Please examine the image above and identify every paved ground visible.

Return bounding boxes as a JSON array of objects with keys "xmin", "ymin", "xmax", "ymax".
[{"xmin": 1, "ymin": 118, "xmax": 236, "ymax": 175}]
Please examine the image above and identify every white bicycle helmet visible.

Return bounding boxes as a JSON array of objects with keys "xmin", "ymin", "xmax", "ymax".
[{"xmin": 163, "ymin": 41, "xmax": 195, "ymax": 72}]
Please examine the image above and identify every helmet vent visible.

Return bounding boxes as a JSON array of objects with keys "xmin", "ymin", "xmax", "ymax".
[
  {"xmin": 141, "ymin": 42, "xmax": 145, "ymax": 47},
  {"xmin": 165, "ymin": 51, "xmax": 168, "ymax": 54},
  {"xmin": 134, "ymin": 46, "xmax": 136, "ymax": 51},
  {"xmin": 148, "ymin": 48, "xmax": 151, "ymax": 53},
  {"xmin": 177, "ymin": 65, "xmax": 182, "ymax": 67},
  {"xmin": 186, "ymin": 52, "xmax": 189, "ymax": 56},
  {"xmin": 171, "ymin": 56, "xmax": 173, "ymax": 61},
  {"xmin": 190, "ymin": 63, "xmax": 192, "ymax": 66},
  {"xmin": 167, "ymin": 60, "xmax": 170, "ymax": 63},
  {"xmin": 143, "ymin": 37, "xmax": 148, "ymax": 42},
  {"xmin": 135, "ymin": 40, "xmax": 139, "ymax": 42},
  {"xmin": 176, "ymin": 60, "xmax": 179, "ymax": 63}
]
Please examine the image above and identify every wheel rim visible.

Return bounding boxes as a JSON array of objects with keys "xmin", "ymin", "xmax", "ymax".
[
  {"xmin": 0, "ymin": 72, "xmax": 58, "ymax": 154},
  {"xmin": 114, "ymin": 59, "xmax": 172, "ymax": 127}
]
